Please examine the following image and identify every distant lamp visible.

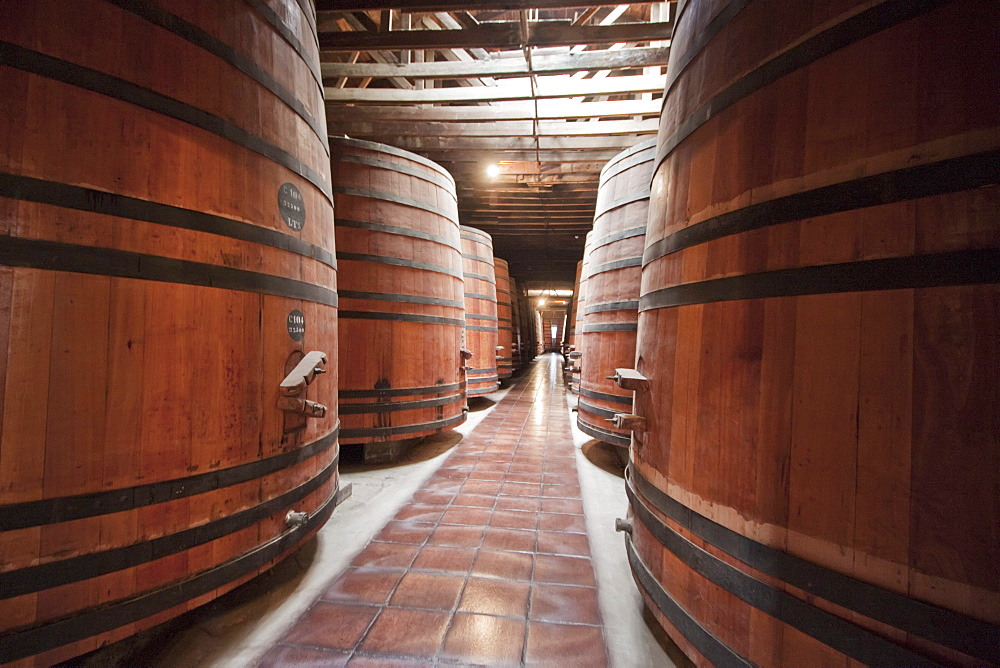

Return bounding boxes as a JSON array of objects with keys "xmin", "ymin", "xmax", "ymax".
[
  {"xmin": 538, "ymin": 297, "xmax": 547, "ymax": 306},
  {"xmin": 486, "ymin": 163, "xmax": 501, "ymax": 178}
]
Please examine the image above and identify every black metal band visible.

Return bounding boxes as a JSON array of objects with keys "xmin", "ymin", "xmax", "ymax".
[
  {"xmin": 337, "ymin": 251, "xmax": 463, "ymax": 280},
  {"xmin": 578, "ymin": 386, "xmax": 633, "ymax": 407},
  {"xmin": 644, "ymin": 151, "xmax": 1000, "ymax": 265},
  {"xmin": 339, "ymin": 393, "xmax": 463, "ymax": 414},
  {"xmin": 600, "ymin": 139, "xmax": 657, "ymax": 181},
  {"xmin": 576, "ymin": 415, "xmax": 630, "ymax": 448},
  {"xmin": 581, "ymin": 322, "xmax": 638, "ymax": 333},
  {"xmin": 329, "ymin": 137, "xmax": 454, "ymax": 186},
  {"xmin": 462, "ymin": 253, "xmax": 493, "ymax": 263},
  {"xmin": 654, "ymin": 0, "xmax": 950, "ymax": 176},
  {"xmin": 339, "ymin": 290, "xmax": 463, "ymax": 309},
  {"xmin": 0, "ymin": 41, "xmax": 332, "ymax": 203},
  {"xmin": 584, "ymin": 300, "xmax": 639, "ymax": 315},
  {"xmin": 594, "ymin": 189, "xmax": 651, "ymax": 220},
  {"xmin": 460, "ymin": 226, "xmax": 492, "ymax": 241},
  {"xmin": 639, "ymin": 248, "xmax": 1000, "ymax": 312},
  {"xmin": 338, "ymin": 310, "xmax": 464, "ymax": 327},
  {"xmin": 467, "ymin": 325, "xmax": 500, "ymax": 332},
  {"xmin": 109, "ymin": 0, "xmax": 327, "ymax": 151},
  {"xmin": 586, "ymin": 256, "xmax": 642, "ymax": 279},
  {"xmin": 335, "ymin": 218, "xmax": 461, "ymax": 252},
  {"xmin": 592, "ymin": 225, "xmax": 646, "ymax": 251},
  {"xmin": 465, "ymin": 291, "xmax": 496, "ymax": 301},
  {"xmin": 626, "ymin": 472, "xmax": 934, "ymax": 666},
  {"xmin": 0, "ymin": 237, "xmax": 338, "ymax": 307},
  {"xmin": 629, "ymin": 465, "xmax": 1000, "ymax": 663},
  {"xmin": 465, "ymin": 313, "xmax": 499, "ymax": 321},
  {"xmin": 340, "ymin": 412, "xmax": 466, "ymax": 439},
  {"xmin": 242, "ymin": 0, "xmax": 324, "ymax": 92},
  {"xmin": 339, "ymin": 382, "xmax": 465, "ymax": 399},
  {"xmin": 464, "ymin": 272, "xmax": 495, "ymax": 284},
  {"xmin": 330, "ymin": 151, "xmax": 456, "ymax": 194},
  {"xmin": 626, "ymin": 537, "xmax": 751, "ymax": 667},
  {"xmin": 0, "ymin": 483, "xmax": 349, "ymax": 664},
  {"xmin": 0, "ymin": 426, "xmax": 339, "ymax": 531},
  {"xmin": 0, "ymin": 451, "xmax": 339, "ymax": 599},
  {"xmin": 466, "ymin": 367, "xmax": 498, "ymax": 374},
  {"xmin": 0, "ymin": 172, "xmax": 336, "ymax": 269},
  {"xmin": 577, "ymin": 399, "xmax": 618, "ymax": 420},
  {"xmin": 333, "ymin": 186, "xmax": 457, "ymax": 222},
  {"xmin": 467, "ymin": 381, "xmax": 500, "ymax": 396}
]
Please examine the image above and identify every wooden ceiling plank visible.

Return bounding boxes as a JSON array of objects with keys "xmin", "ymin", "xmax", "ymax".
[
  {"xmin": 320, "ymin": 45, "xmax": 670, "ymax": 78},
  {"xmin": 317, "ymin": 20, "xmax": 671, "ymax": 51},
  {"xmin": 325, "ymin": 97, "xmax": 660, "ymax": 121},
  {"xmin": 317, "ymin": 2, "xmax": 666, "ymax": 13}
]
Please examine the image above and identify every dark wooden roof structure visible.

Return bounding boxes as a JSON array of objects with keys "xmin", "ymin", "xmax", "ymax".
[{"xmin": 318, "ymin": 1, "xmax": 671, "ymax": 287}]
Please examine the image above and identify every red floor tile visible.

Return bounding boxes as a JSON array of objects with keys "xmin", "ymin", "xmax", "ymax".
[
  {"xmin": 350, "ymin": 541, "xmax": 421, "ymax": 571},
  {"xmin": 411, "ymin": 545, "xmax": 477, "ymax": 573},
  {"xmin": 258, "ymin": 643, "xmax": 350, "ymax": 667},
  {"xmin": 472, "ymin": 549, "xmax": 534, "ymax": 581},
  {"xmin": 452, "ymin": 492, "xmax": 497, "ymax": 508},
  {"xmin": 388, "ymin": 572, "xmax": 466, "ymax": 611},
  {"xmin": 321, "ymin": 568, "xmax": 403, "ymax": 605},
  {"xmin": 373, "ymin": 520, "xmax": 435, "ymax": 545},
  {"xmin": 428, "ymin": 524, "xmax": 486, "ymax": 547},
  {"xmin": 284, "ymin": 602, "xmax": 379, "ymax": 651},
  {"xmin": 458, "ymin": 577, "xmax": 530, "ymax": 617},
  {"xmin": 540, "ymin": 498, "xmax": 585, "ymax": 515},
  {"xmin": 411, "ymin": 489, "xmax": 456, "ymax": 505},
  {"xmin": 536, "ymin": 530, "xmax": 591, "ymax": 557},
  {"xmin": 392, "ymin": 504, "xmax": 446, "ymax": 523},
  {"xmin": 495, "ymin": 495, "xmax": 541, "ymax": 512},
  {"xmin": 441, "ymin": 612, "xmax": 527, "ymax": 666},
  {"xmin": 462, "ymin": 480, "xmax": 503, "ymax": 495},
  {"xmin": 533, "ymin": 554, "xmax": 598, "ymax": 587},
  {"xmin": 440, "ymin": 506, "xmax": 493, "ymax": 526},
  {"xmin": 542, "ymin": 483, "xmax": 582, "ymax": 498},
  {"xmin": 525, "ymin": 621, "xmax": 609, "ymax": 667},
  {"xmin": 357, "ymin": 608, "xmax": 450, "ymax": 659},
  {"xmin": 346, "ymin": 654, "xmax": 430, "ymax": 667},
  {"xmin": 529, "ymin": 583, "xmax": 603, "ymax": 625},
  {"xmin": 537, "ymin": 512, "xmax": 588, "ymax": 534},
  {"xmin": 489, "ymin": 509, "xmax": 538, "ymax": 531},
  {"xmin": 481, "ymin": 527, "xmax": 536, "ymax": 553}
]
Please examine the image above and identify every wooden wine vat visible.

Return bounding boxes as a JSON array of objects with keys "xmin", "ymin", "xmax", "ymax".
[
  {"xmin": 509, "ymin": 276, "xmax": 523, "ymax": 373},
  {"xmin": 494, "ymin": 257, "xmax": 515, "ymax": 380},
  {"xmin": 331, "ymin": 137, "xmax": 466, "ymax": 462},
  {"xmin": 577, "ymin": 140, "xmax": 654, "ymax": 448},
  {"xmin": 0, "ymin": 1, "xmax": 344, "ymax": 664},
  {"xmin": 626, "ymin": 0, "xmax": 1000, "ymax": 665},
  {"xmin": 538, "ymin": 310, "xmax": 567, "ymax": 352},
  {"xmin": 564, "ymin": 260, "xmax": 583, "ymax": 353},
  {"xmin": 517, "ymin": 289, "xmax": 537, "ymax": 368},
  {"xmin": 460, "ymin": 226, "xmax": 499, "ymax": 397},
  {"xmin": 569, "ymin": 233, "xmax": 594, "ymax": 394}
]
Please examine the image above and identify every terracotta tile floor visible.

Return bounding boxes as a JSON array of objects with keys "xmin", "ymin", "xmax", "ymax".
[{"xmin": 259, "ymin": 356, "xmax": 610, "ymax": 667}]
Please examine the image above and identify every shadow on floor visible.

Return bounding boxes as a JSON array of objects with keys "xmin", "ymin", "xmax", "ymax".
[
  {"xmin": 339, "ymin": 429, "xmax": 464, "ymax": 471},
  {"xmin": 467, "ymin": 396, "xmax": 497, "ymax": 412},
  {"xmin": 581, "ymin": 439, "xmax": 627, "ymax": 478}
]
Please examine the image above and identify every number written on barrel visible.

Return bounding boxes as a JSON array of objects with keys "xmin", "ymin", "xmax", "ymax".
[
  {"xmin": 278, "ymin": 182, "xmax": 306, "ymax": 231},
  {"xmin": 287, "ymin": 309, "xmax": 306, "ymax": 341}
]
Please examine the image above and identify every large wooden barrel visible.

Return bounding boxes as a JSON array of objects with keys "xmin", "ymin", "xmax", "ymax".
[
  {"xmin": 564, "ymin": 260, "xmax": 583, "ymax": 353},
  {"xmin": 569, "ymin": 233, "xmax": 594, "ymax": 394},
  {"xmin": 628, "ymin": 1, "xmax": 1000, "ymax": 665},
  {"xmin": 509, "ymin": 276, "xmax": 523, "ymax": 373},
  {"xmin": 577, "ymin": 140, "xmax": 654, "ymax": 448},
  {"xmin": 517, "ymin": 289, "xmax": 537, "ymax": 368},
  {"xmin": 0, "ymin": 1, "xmax": 342, "ymax": 664},
  {"xmin": 330, "ymin": 137, "xmax": 466, "ymax": 461},
  {"xmin": 460, "ymin": 226, "xmax": 499, "ymax": 396},
  {"xmin": 494, "ymin": 257, "xmax": 515, "ymax": 380}
]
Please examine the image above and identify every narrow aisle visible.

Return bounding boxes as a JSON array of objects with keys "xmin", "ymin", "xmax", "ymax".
[{"xmin": 259, "ymin": 354, "xmax": 609, "ymax": 667}]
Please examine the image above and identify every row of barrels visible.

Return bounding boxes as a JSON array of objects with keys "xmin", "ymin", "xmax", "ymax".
[
  {"xmin": 0, "ymin": 3, "xmax": 528, "ymax": 665},
  {"xmin": 613, "ymin": 0, "xmax": 1000, "ymax": 666}
]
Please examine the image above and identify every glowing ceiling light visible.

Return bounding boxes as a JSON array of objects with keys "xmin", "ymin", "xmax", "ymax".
[{"xmin": 486, "ymin": 164, "xmax": 501, "ymax": 178}]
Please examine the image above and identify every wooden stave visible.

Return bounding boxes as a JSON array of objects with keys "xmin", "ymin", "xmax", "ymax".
[
  {"xmin": 631, "ymin": 1, "xmax": 1000, "ymax": 665},
  {"xmin": 460, "ymin": 225, "xmax": 500, "ymax": 396},
  {"xmin": 577, "ymin": 141, "xmax": 654, "ymax": 447},
  {"xmin": 330, "ymin": 136, "xmax": 466, "ymax": 445},
  {"xmin": 0, "ymin": 1, "xmax": 340, "ymax": 664}
]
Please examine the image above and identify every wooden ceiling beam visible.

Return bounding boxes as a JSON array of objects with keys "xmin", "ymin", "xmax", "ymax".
[
  {"xmin": 320, "ymin": 46, "xmax": 669, "ymax": 79},
  {"xmin": 341, "ymin": 134, "xmax": 645, "ymax": 151},
  {"xmin": 326, "ymin": 97, "xmax": 660, "ymax": 121},
  {"xmin": 324, "ymin": 73, "xmax": 664, "ymax": 103},
  {"xmin": 317, "ymin": 20, "xmax": 672, "ymax": 51},
  {"xmin": 329, "ymin": 117, "xmax": 656, "ymax": 137}
]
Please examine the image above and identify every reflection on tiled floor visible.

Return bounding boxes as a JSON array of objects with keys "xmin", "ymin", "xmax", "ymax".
[{"xmin": 258, "ymin": 355, "xmax": 609, "ymax": 667}]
